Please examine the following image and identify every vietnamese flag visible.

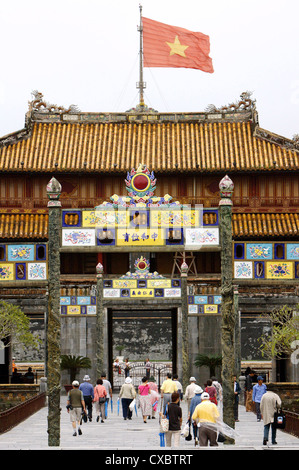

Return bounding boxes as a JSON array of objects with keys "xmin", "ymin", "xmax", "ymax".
[{"xmin": 142, "ymin": 17, "xmax": 214, "ymax": 73}]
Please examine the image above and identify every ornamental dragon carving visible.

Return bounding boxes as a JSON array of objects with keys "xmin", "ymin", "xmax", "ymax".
[
  {"xmin": 205, "ymin": 91, "xmax": 254, "ymax": 113},
  {"xmin": 28, "ymin": 90, "xmax": 80, "ymax": 114}
]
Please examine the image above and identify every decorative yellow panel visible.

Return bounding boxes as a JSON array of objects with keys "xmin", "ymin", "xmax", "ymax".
[
  {"xmin": 116, "ymin": 229, "xmax": 164, "ymax": 246},
  {"xmin": 130, "ymin": 289, "xmax": 155, "ymax": 298},
  {"xmin": 67, "ymin": 306, "xmax": 81, "ymax": 315},
  {"xmin": 112, "ymin": 279, "xmax": 137, "ymax": 289},
  {"xmin": 82, "ymin": 210, "xmax": 129, "ymax": 228},
  {"xmin": 265, "ymin": 261, "xmax": 294, "ymax": 279},
  {"xmin": 150, "ymin": 209, "xmax": 200, "ymax": 228},
  {"xmin": 0, "ymin": 263, "xmax": 14, "ymax": 281},
  {"xmin": 204, "ymin": 305, "xmax": 218, "ymax": 314},
  {"xmin": 147, "ymin": 279, "xmax": 172, "ymax": 288}
]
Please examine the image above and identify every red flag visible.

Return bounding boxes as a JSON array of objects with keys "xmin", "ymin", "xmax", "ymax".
[{"xmin": 142, "ymin": 17, "xmax": 214, "ymax": 73}]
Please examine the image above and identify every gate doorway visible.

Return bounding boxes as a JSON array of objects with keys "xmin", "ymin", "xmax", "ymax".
[{"xmin": 108, "ymin": 308, "xmax": 177, "ymax": 390}]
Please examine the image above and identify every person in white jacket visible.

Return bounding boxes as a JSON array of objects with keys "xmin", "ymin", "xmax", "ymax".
[
  {"xmin": 184, "ymin": 377, "xmax": 197, "ymax": 411},
  {"xmin": 260, "ymin": 386, "xmax": 282, "ymax": 446}
]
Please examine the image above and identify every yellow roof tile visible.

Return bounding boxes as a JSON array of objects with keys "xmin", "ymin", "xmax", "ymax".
[{"xmin": 0, "ymin": 118, "xmax": 298, "ymax": 173}]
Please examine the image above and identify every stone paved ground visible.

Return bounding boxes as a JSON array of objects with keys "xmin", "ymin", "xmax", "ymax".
[{"xmin": 0, "ymin": 394, "xmax": 298, "ymax": 452}]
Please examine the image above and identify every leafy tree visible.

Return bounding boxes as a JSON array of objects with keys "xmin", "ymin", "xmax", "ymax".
[
  {"xmin": 60, "ymin": 355, "xmax": 91, "ymax": 383},
  {"xmin": 259, "ymin": 305, "xmax": 299, "ymax": 358},
  {"xmin": 0, "ymin": 300, "xmax": 40, "ymax": 350},
  {"xmin": 194, "ymin": 353, "xmax": 222, "ymax": 377}
]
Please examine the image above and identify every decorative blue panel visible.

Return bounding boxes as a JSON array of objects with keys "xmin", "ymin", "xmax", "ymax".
[
  {"xmin": 194, "ymin": 295, "xmax": 208, "ymax": 304},
  {"xmin": 77, "ymin": 296, "xmax": 91, "ymax": 305},
  {"xmin": 7, "ymin": 245, "xmax": 35, "ymax": 261},
  {"xmin": 246, "ymin": 243, "xmax": 272, "ymax": 260},
  {"xmin": 60, "ymin": 297, "xmax": 71, "ymax": 305},
  {"xmin": 286, "ymin": 244, "xmax": 299, "ymax": 260}
]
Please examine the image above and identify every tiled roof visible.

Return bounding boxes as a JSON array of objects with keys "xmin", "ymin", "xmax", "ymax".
[
  {"xmin": 0, "ymin": 117, "xmax": 298, "ymax": 173},
  {"xmin": 232, "ymin": 212, "xmax": 299, "ymax": 238},
  {"xmin": 0, "ymin": 210, "xmax": 298, "ymax": 241},
  {"xmin": 0, "ymin": 210, "xmax": 48, "ymax": 240}
]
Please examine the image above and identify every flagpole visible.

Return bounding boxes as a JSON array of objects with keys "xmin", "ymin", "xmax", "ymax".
[{"xmin": 137, "ymin": 4, "xmax": 146, "ymax": 108}]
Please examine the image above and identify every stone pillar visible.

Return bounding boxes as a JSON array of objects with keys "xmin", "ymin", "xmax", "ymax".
[
  {"xmin": 180, "ymin": 261, "xmax": 189, "ymax": 391},
  {"xmin": 234, "ymin": 287, "xmax": 241, "ymax": 377},
  {"xmin": 46, "ymin": 177, "xmax": 62, "ymax": 447},
  {"xmin": 96, "ymin": 262, "xmax": 104, "ymax": 377},
  {"xmin": 219, "ymin": 175, "xmax": 235, "ymax": 441}
]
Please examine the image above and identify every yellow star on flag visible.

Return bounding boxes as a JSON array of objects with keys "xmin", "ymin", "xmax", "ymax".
[{"xmin": 166, "ymin": 35, "xmax": 189, "ymax": 57}]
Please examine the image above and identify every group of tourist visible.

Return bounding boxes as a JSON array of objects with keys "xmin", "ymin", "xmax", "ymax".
[
  {"xmin": 66, "ymin": 370, "xmax": 283, "ymax": 447},
  {"xmin": 66, "ymin": 373, "xmax": 112, "ymax": 436}
]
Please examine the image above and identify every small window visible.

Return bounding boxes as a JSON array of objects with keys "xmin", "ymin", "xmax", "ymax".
[
  {"xmin": 16, "ymin": 263, "xmax": 26, "ymax": 280},
  {"xmin": 275, "ymin": 244, "xmax": 284, "ymax": 259},
  {"xmin": 235, "ymin": 244, "xmax": 244, "ymax": 259},
  {"xmin": 37, "ymin": 245, "xmax": 46, "ymax": 260},
  {"xmin": 255, "ymin": 262, "xmax": 264, "ymax": 278}
]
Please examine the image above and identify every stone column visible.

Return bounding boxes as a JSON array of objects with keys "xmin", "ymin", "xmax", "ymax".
[
  {"xmin": 234, "ymin": 287, "xmax": 241, "ymax": 377},
  {"xmin": 46, "ymin": 177, "xmax": 62, "ymax": 447},
  {"xmin": 219, "ymin": 175, "xmax": 235, "ymax": 441},
  {"xmin": 180, "ymin": 261, "xmax": 189, "ymax": 391},
  {"xmin": 96, "ymin": 262, "xmax": 104, "ymax": 377}
]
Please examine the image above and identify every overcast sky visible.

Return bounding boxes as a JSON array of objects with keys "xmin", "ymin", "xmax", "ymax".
[{"xmin": 0, "ymin": 0, "xmax": 298, "ymax": 139}]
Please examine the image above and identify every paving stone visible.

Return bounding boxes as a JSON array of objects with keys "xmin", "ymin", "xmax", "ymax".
[{"xmin": 0, "ymin": 394, "xmax": 298, "ymax": 451}]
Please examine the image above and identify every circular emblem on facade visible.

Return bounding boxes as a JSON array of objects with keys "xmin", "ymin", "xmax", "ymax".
[
  {"xmin": 135, "ymin": 256, "xmax": 150, "ymax": 273},
  {"xmin": 131, "ymin": 173, "xmax": 151, "ymax": 192}
]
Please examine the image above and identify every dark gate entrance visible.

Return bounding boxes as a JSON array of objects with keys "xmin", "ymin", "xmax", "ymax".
[{"xmin": 108, "ymin": 308, "xmax": 177, "ymax": 389}]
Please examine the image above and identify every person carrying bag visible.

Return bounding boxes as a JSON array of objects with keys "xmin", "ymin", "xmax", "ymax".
[{"xmin": 260, "ymin": 386, "xmax": 283, "ymax": 445}]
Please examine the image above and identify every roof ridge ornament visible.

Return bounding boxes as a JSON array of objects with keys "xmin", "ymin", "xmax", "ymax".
[
  {"xmin": 205, "ymin": 91, "xmax": 255, "ymax": 113},
  {"xmin": 28, "ymin": 90, "xmax": 80, "ymax": 114}
]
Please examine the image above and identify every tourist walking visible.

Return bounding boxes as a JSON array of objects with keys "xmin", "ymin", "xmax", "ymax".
[
  {"xmin": 79, "ymin": 375, "xmax": 94, "ymax": 422},
  {"xmin": 252, "ymin": 376, "xmax": 267, "ymax": 421},
  {"xmin": 138, "ymin": 376, "xmax": 152, "ymax": 423},
  {"xmin": 173, "ymin": 374, "xmax": 183, "ymax": 401},
  {"xmin": 67, "ymin": 380, "xmax": 86, "ymax": 436},
  {"xmin": 205, "ymin": 379, "xmax": 218, "ymax": 405},
  {"xmin": 233, "ymin": 375, "xmax": 241, "ymax": 421},
  {"xmin": 163, "ymin": 392, "xmax": 182, "ymax": 448},
  {"xmin": 101, "ymin": 373, "xmax": 112, "ymax": 415},
  {"xmin": 148, "ymin": 377, "xmax": 159, "ymax": 419},
  {"xmin": 192, "ymin": 392, "xmax": 220, "ymax": 447},
  {"xmin": 211, "ymin": 376, "xmax": 223, "ymax": 419},
  {"xmin": 94, "ymin": 379, "xmax": 107, "ymax": 423},
  {"xmin": 145, "ymin": 358, "xmax": 151, "ymax": 379},
  {"xmin": 184, "ymin": 377, "xmax": 197, "ymax": 411},
  {"xmin": 244, "ymin": 369, "xmax": 255, "ymax": 412},
  {"xmin": 188, "ymin": 385, "xmax": 203, "ymax": 446},
  {"xmin": 160, "ymin": 373, "xmax": 178, "ymax": 412},
  {"xmin": 119, "ymin": 377, "xmax": 136, "ymax": 420},
  {"xmin": 124, "ymin": 358, "xmax": 131, "ymax": 378},
  {"xmin": 260, "ymin": 385, "xmax": 282, "ymax": 445}
]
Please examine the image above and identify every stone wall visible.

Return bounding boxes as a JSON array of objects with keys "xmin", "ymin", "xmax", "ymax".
[{"xmin": 0, "ymin": 384, "xmax": 40, "ymax": 404}]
